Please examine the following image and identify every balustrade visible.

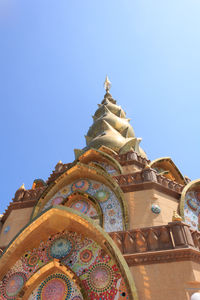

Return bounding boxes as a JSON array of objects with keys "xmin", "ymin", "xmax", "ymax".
[
  {"xmin": 114, "ymin": 168, "xmax": 184, "ymax": 194},
  {"xmin": 109, "ymin": 222, "xmax": 200, "ymax": 255}
]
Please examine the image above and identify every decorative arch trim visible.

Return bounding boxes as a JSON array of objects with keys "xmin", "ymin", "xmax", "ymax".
[
  {"xmin": 180, "ymin": 179, "xmax": 200, "ymax": 218},
  {"xmin": 0, "ymin": 206, "xmax": 138, "ymax": 300},
  {"xmin": 150, "ymin": 157, "xmax": 185, "ymax": 185},
  {"xmin": 63, "ymin": 190, "xmax": 103, "ymax": 226},
  {"xmin": 21, "ymin": 259, "xmax": 86, "ymax": 299},
  {"xmin": 78, "ymin": 148, "xmax": 122, "ymax": 174},
  {"xmin": 31, "ymin": 163, "xmax": 128, "ymax": 230}
]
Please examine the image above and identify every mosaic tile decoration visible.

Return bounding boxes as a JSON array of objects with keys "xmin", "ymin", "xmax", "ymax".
[
  {"xmin": 42, "ymin": 178, "xmax": 124, "ymax": 232},
  {"xmin": 0, "ymin": 231, "xmax": 130, "ymax": 300},
  {"xmin": 93, "ymin": 161, "xmax": 118, "ymax": 175},
  {"xmin": 151, "ymin": 204, "xmax": 161, "ymax": 214},
  {"xmin": 70, "ymin": 200, "xmax": 98, "ymax": 219},
  {"xmin": 184, "ymin": 190, "xmax": 200, "ymax": 230},
  {"xmin": 28, "ymin": 273, "xmax": 82, "ymax": 300}
]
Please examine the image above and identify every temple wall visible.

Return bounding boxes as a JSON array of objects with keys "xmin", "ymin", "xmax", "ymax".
[
  {"xmin": 125, "ymin": 189, "xmax": 179, "ymax": 229},
  {"xmin": 0, "ymin": 207, "xmax": 33, "ymax": 248},
  {"xmin": 130, "ymin": 261, "xmax": 200, "ymax": 300}
]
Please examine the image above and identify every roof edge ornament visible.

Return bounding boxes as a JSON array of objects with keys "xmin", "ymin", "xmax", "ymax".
[{"xmin": 104, "ymin": 75, "xmax": 111, "ymax": 93}]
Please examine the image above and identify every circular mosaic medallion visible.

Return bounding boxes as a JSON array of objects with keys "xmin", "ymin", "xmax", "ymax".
[
  {"xmin": 48, "ymin": 237, "xmax": 74, "ymax": 259},
  {"xmin": 71, "ymin": 179, "xmax": 91, "ymax": 192},
  {"xmin": 87, "ymin": 263, "xmax": 113, "ymax": 292},
  {"xmin": 80, "ymin": 249, "xmax": 93, "ymax": 263},
  {"xmin": 3, "ymin": 272, "xmax": 26, "ymax": 299},
  {"xmin": 37, "ymin": 273, "xmax": 72, "ymax": 300},
  {"xmin": 52, "ymin": 197, "xmax": 64, "ymax": 205},
  {"xmin": 95, "ymin": 190, "xmax": 110, "ymax": 202},
  {"xmin": 70, "ymin": 200, "xmax": 90, "ymax": 214},
  {"xmin": 151, "ymin": 204, "xmax": 161, "ymax": 214},
  {"xmin": 27, "ymin": 254, "xmax": 40, "ymax": 267}
]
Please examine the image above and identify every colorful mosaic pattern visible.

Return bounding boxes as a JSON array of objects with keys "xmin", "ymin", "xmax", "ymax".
[
  {"xmin": 29, "ymin": 273, "xmax": 76, "ymax": 300},
  {"xmin": 2, "ymin": 272, "xmax": 26, "ymax": 299},
  {"xmin": 0, "ymin": 231, "xmax": 130, "ymax": 300},
  {"xmin": 42, "ymin": 179, "xmax": 124, "ymax": 232},
  {"xmin": 70, "ymin": 200, "xmax": 98, "ymax": 218},
  {"xmin": 184, "ymin": 190, "xmax": 200, "ymax": 230},
  {"xmin": 151, "ymin": 204, "xmax": 161, "ymax": 214},
  {"xmin": 93, "ymin": 161, "xmax": 118, "ymax": 175}
]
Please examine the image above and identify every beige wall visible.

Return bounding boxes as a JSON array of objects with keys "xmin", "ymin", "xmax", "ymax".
[
  {"xmin": 0, "ymin": 207, "xmax": 33, "ymax": 248},
  {"xmin": 125, "ymin": 189, "xmax": 179, "ymax": 229},
  {"xmin": 131, "ymin": 261, "xmax": 200, "ymax": 300}
]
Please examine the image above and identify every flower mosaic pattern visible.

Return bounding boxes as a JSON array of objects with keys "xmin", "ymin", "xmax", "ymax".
[
  {"xmin": 184, "ymin": 190, "xmax": 200, "ymax": 230},
  {"xmin": 1, "ymin": 272, "xmax": 26, "ymax": 299},
  {"xmin": 70, "ymin": 200, "xmax": 98, "ymax": 218},
  {"xmin": 42, "ymin": 179, "xmax": 124, "ymax": 232},
  {"xmin": 28, "ymin": 273, "xmax": 82, "ymax": 300},
  {"xmin": 0, "ymin": 231, "xmax": 130, "ymax": 300}
]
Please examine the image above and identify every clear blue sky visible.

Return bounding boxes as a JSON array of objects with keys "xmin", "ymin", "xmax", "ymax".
[{"xmin": 0, "ymin": 0, "xmax": 200, "ymax": 213}]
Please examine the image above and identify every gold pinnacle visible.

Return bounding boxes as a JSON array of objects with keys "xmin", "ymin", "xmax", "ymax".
[{"xmin": 104, "ymin": 75, "xmax": 111, "ymax": 92}]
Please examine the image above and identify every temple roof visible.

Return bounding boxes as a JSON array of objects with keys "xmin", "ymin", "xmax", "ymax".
[{"xmin": 84, "ymin": 77, "xmax": 147, "ymax": 158}]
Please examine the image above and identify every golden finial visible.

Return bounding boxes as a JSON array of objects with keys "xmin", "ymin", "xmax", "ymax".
[
  {"xmin": 19, "ymin": 183, "xmax": 25, "ymax": 190},
  {"xmin": 104, "ymin": 75, "xmax": 111, "ymax": 92},
  {"xmin": 172, "ymin": 211, "xmax": 183, "ymax": 222}
]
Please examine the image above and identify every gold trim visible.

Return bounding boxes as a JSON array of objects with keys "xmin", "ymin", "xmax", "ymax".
[
  {"xmin": 31, "ymin": 163, "xmax": 129, "ymax": 230},
  {"xmin": 0, "ymin": 207, "xmax": 138, "ymax": 300},
  {"xmin": 78, "ymin": 148, "xmax": 122, "ymax": 174},
  {"xmin": 150, "ymin": 157, "xmax": 185, "ymax": 185},
  {"xmin": 180, "ymin": 179, "xmax": 200, "ymax": 219},
  {"xmin": 22, "ymin": 259, "xmax": 86, "ymax": 299},
  {"xmin": 64, "ymin": 190, "xmax": 103, "ymax": 227}
]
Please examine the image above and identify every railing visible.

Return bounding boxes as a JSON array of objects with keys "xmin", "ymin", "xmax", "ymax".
[
  {"xmin": 114, "ymin": 168, "xmax": 184, "ymax": 194},
  {"xmin": 109, "ymin": 222, "xmax": 199, "ymax": 255},
  {"xmin": 115, "ymin": 151, "xmax": 150, "ymax": 166}
]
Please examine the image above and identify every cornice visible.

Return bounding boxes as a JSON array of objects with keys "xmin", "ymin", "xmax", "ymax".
[{"xmin": 124, "ymin": 248, "xmax": 200, "ymax": 266}]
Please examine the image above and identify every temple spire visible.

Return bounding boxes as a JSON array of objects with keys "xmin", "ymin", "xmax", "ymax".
[{"xmin": 104, "ymin": 75, "xmax": 111, "ymax": 93}]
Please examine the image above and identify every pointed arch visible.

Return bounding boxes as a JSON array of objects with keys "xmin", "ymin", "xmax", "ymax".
[
  {"xmin": 21, "ymin": 259, "xmax": 86, "ymax": 299},
  {"xmin": 0, "ymin": 207, "xmax": 138, "ymax": 300},
  {"xmin": 62, "ymin": 190, "xmax": 103, "ymax": 226},
  {"xmin": 31, "ymin": 163, "xmax": 129, "ymax": 231},
  {"xmin": 78, "ymin": 148, "xmax": 122, "ymax": 175},
  {"xmin": 150, "ymin": 157, "xmax": 185, "ymax": 185},
  {"xmin": 180, "ymin": 179, "xmax": 200, "ymax": 230}
]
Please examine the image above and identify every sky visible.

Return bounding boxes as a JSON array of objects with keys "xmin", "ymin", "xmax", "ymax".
[{"xmin": 0, "ymin": 0, "xmax": 200, "ymax": 213}]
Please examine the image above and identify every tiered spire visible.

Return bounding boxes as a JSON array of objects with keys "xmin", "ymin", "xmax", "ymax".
[{"xmin": 84, "ymin": 77, "xmax": 146, "ymax": 157}]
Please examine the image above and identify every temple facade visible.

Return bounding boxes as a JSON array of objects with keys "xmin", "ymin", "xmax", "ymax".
[{"xmin": 0, "ymin": 77, "xmax": 200, "ymax": 300}]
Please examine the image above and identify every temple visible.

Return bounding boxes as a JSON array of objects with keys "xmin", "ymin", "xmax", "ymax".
[{"xmin": 0, "ymin": 77, "xmax": 200, "ymax": 300}]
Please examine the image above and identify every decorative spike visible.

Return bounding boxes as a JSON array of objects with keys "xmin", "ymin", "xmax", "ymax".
[
  {"xmin": 85, "ymin": 135, "xmax": 92, "ymax": 144},
  {"xmin": 104, "ymin": 75, "xmax": 111, "ymax": 93},
  {"xmin": 74, "ymin": 149, "xmax": 84, "ymax": 159},
  {"xmin": 19, "ymin": 184, "xmax": 25, "ymax": 190},
  {"xmin": 116, "ymin": 109, "xmax": 122, "ymax": 118},
  {"xmin": 134, "ymin": 138, "xmax": 142, "ymax": 153},
  {"xmin": 121, "ymin": 127, "xmax": 129, "ymax": 138},
  {"xmin": 101, "ymin": 120, "xmax": 115, "ymax": 131},
  {"xmin": 119, "ymin": 138, "xmax": 137, "ymax": 154}
]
